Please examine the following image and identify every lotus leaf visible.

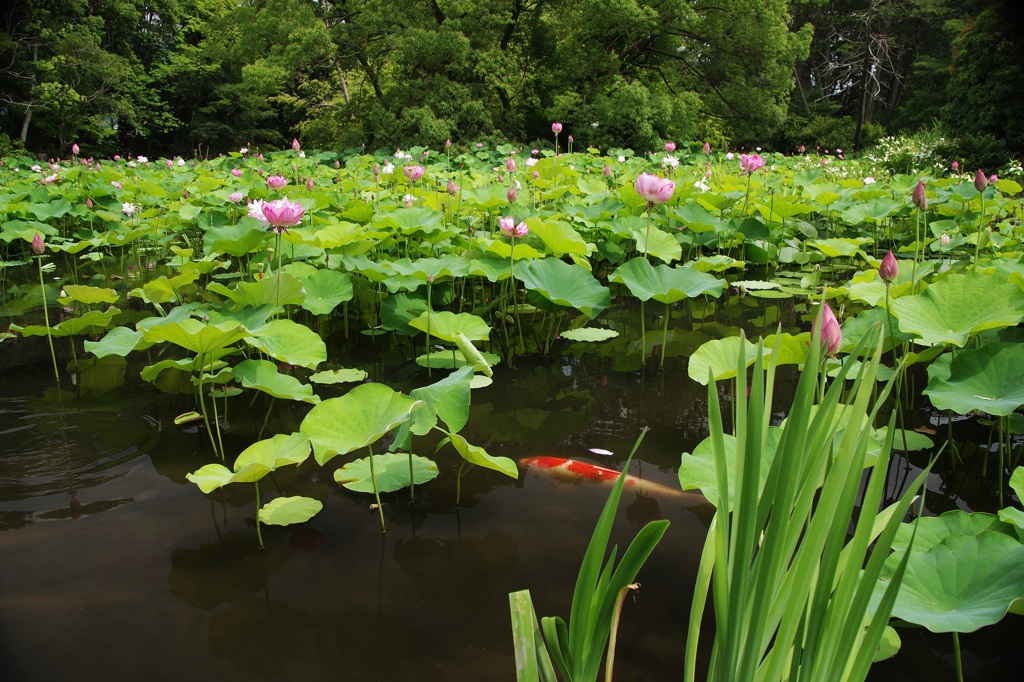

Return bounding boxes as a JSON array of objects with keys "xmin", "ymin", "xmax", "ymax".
[
  {"xmin": 923, "ymin": 342, "xmax": 1024, "ymax": 416},
  {"xmin": 309, "ymin": 368, "xmax": 368, "ymax": 384},
  {"xmin": 609, "ymin": 258, "xmax": 725, "ymax": 303},
  {"xmin": 13, "ymin": 307, "xmax": 118, "ymax": 338},
  {"xmin": 300, "ymin": 269, "xmax": 353, "ymax": 315},
  {"xmin": 409, "ymin": 310, "xmax": 490, "ymax": 342},
  {"xmin": 679, "ymin": 428, "xmax": 782, "ymax": 501},
  {"xmin": 444, "ymin": 431, "xmax": 518, "ymax": 478},
  {"xmin": 84, "ymin": 326, "xmax": 145, "ymax": 357},
  {"xmin": 333, "ymin": 453, "xmax": 439, "ymax": 493},
  {"xmin": 514, "ymin": 258, "xmax": 610, "ymax": 319},
  {"xmin": 57, "ymin": 285, "xmax": 118, "ymax": 305},
  {"xmin": 891, "ymin": 271, "xmax": 1024, "ymax": 347},
  {"xmin": 301, "ymin": 383, "xmax": 425, "ymax": 465},
  {"xmin": 245, "ymin": 319, "xmax": 326, "ymax": 369},
  {"xmin": 560, "ymin": 328, "xmax": 619, "ymax": 342},
  {"xmin": 408, "ymin": 366, "xmax": 474, "ymax": 435},
  {"xmin": 630, "ymin": 225, "xmax": 682, "ymax": 263},
  {"xmin": 258, "ymin": 496, "xmax": 323, "ymax": 525},
  {"xmin": 688, "ymin": 336, "xmax": 758, "ymax": 384},
  {"xmin": 529, "ymin": 219, "xmax": 590, "ymax": 258},
  {"xmin": 141, "ymin": 318, "xmax": 248, "ymax": 355},
  {"xmin": 232, "ymin": 359, "xmax": 320, "ymax": 404}
]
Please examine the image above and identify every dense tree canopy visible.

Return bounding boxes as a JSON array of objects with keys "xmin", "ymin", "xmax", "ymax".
[{"xmin": 1, "ymin": 0, "xmax": 1021, "ymax": 163}]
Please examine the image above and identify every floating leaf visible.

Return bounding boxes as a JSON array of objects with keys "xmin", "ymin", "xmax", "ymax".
[
  {"xmin": 57, "ymin": 284, "xmax": 118, "ymax": 305},
  {"xmin": 688, "ymin": 336, "xmax": 757, "ymax": 384},
  {"xmin": 561, "ymin": 328, "xmax": 619, "ymax": 342},
  {"xmin": 333, "ymin": 453, "xmax": 439, "ymax": 493},
  {"xmin": 309, "ymin": 368, "xmax": 368, "ymax": 384},
  {"xmin": 186, "ymin": 463, "xmax": 236, "ymax": 494},
  {"xmin": 515, "ymin": 258, "xmax": 610, "ymax": 319},
  {"xmin": 924, "ymin": 342, "xmax": 1024, "ymax": 416}
]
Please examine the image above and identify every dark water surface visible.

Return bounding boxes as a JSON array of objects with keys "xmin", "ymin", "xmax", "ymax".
[{"xmin": 0, "ymin": 330, "xmax": 1020, "ymax": 681}]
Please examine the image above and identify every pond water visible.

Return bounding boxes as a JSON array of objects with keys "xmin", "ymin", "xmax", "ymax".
[{"xmin": 0, "ymin": 305, "xmax": 1021, "ymax": 681}]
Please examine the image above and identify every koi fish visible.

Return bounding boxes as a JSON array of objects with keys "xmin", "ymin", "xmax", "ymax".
[{"xmin": 519, "ymin": 456, "xmax": 698, "ymax": 501}]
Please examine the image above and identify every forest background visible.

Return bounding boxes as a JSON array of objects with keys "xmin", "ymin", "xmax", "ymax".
[{"xmin": 2, "ymin": 0, "xmax": 1023, "ymax": 169}]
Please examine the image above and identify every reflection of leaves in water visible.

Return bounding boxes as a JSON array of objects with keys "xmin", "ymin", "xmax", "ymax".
[
  {"xmin": 625, "ymin": 493, "xmax": 662, "ymax": 527},
  {"xmin": 394, "ymin": 531, "xmax": 517, "ymax": 605},
  {"xmin": 168, "ymin": 531, "xmax": 291, "ymax": 610},
  {"xmin": 36, "ymin": 497, "xmax": 131, "ymax": 520},
  {"xmin": 333, "ymin": 607, "xmax": 440, "ymax": 674},
  {"xmin": 207, "ymin": 595, "xmax": 333, "ymax": 676},
  {"xmin": 0, "ymin": 510, "xmax": 33, "ymax": 531},
  {"xmin": 67, "ymin": 356, "xmax": 127, "ymax": 397}
]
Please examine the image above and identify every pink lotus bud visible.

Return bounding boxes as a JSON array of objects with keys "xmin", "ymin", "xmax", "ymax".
[
  {"xmin": 372, "ymin": 163, "xmax": 380, "ymax": 176},
  {"xmin": 166, "ymin": 159, "xmax": 173, "ymax": 168},
  {"xmin": 445, "ymin": 139, "xmax": 452, "ymax": 148},
  {"xmin": 665, "ymin": 142, "xmax": 676, "ymax": 153},
  {"xmin": 447, "ymin": 179, "xmax": 459, "ymax": 195},
  {"xmin": 634, "ymin": 173, "xmax": 675, "ymax": 205},
  {"xmin": 912, "ymin": 181, "xmax": 927, "ymax": 211},
  {"xmin": 31, "ymin": 232, "xmax": 44, "ymax": 255},
  {"xmin": 818, "ymin": 303, "xmax": 842, "ymax": 356},
  {"xmin": 229, "ymin": 192, "xmax": 244, "ymax": 203},
  {"xmin": 990, "ymin": 174, "xmax": 998, "ymax": 184},
  {"xmin": 231, "ymin": 168, "xmax": 242, "ymax": 177},
  {"xmin": 71, "ymin": 143, "xmax": 79, "ymax": 155},
  {"xmin": 551, "ymin": 122, "xmax": 563, "ymax": 134},
  {"xmin": 267, "ymin": 175, "xmax": 288, "ymax": 189},
  {"xmin": 602, "ymin": 164, "xmax": 612, "ymax": 177},
  {"xmin": 85, "ymin": 197, "xmax": 93, "ymax": 209},
  {"xmin": 798, "ymin": 145, "xmax": 806, "ymax": 153},
  {"xmin": 951, "ymin": 161, "xmax": 959, "ymax": 171},
  {"xmin": 974, "ymin": 169, "xmax": 988, "ymax": 193},
  {"xmin": 113, "ymin": 155, "xmax": 120, "ymax": 161},
  {"xmin": 507, "ymin": 185, "xmax": 517, "ymax": 203},
  {"xmin": 306, "ymin": 177, "xmax": 315, "ymax": 191},
  {"xmin": 879, "ymin": 250, "xmax": 898, "ymax": 284},
  {"xmin": 532, "ymin": 170, "xmax": 538, "ymax": 179},
  {"xmin": 703, "ymin": 141, "xmax": 711, "ymax": 154},
  {"xmin": 335, "ymin": 160, "xmax": 340, "ymax": 168},
  {"xmin": 497, "ymin": 174, "xmax": 504, "ymax": 182},
  {"xmin": 568, "ymin": 135, "xmax": 573, "ymax": 143},
  {"xmin": 506, "ymin": 157, "xmax": 516, "ymax": 173},
  {"xmin": 292, "ymin": 138, "xmax": 301, "ymax": 151}
]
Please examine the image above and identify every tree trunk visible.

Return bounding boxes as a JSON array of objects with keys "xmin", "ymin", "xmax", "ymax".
[{"xmin": 19, "ymin": 104, "xmax": 33, "ymax": 144}]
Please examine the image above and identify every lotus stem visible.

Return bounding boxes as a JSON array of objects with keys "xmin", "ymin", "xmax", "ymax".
[
  {"xmin": 37, "ymin": 257, "xmax": 60, "ymax": 386},
  {"xmin": 952, "ymin": 632, "xmax": 964, "ymax": 682},
  {"xmin": 254, "ymin": 481, "xmax": 264, "ymax": 549},
  {"xmin": 660, "ymin": 301, "xmax": 670, "ymax": 370},
  {"xmin": 973, "ymin": 194, "xmax": 985, "ymax": 269},
  {"xmin": 368, "ymin": 446, "xmax": 386, "ymax": 532}
]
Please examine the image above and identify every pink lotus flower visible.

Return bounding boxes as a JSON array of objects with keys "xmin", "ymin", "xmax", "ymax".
[
  {"xmin": 231, "ymin": 168, "xmax": 242, "ymax": 177},
  {"xmin": 499, "ymin": 216, "xmax": 528, "ymax": 238},
  {"xmin": 403, "ymin": 194, "xmax": 415, "ymax": 207},
  {"xmin": 634, "ymin": 173, "xmax": 675, "ymax": 205},
  {"xmin": 879, "ymin": 250, "xmax": 898, "ymax": 284},
  {"xmin": 31, "ymin": 232, "xmax": 44, "ymax": 255},
  {"xmin": 740, "ymin": 154, "xmax": 765, "ymax": 173},
  {"xmin": 818, "ymin": 303, "xmax": 842, "ymax": 356},
  {"xmin": 306, "ymin": 177, "xmax": 315, "ymax": 190},
  {"xmin": 703, "ymin": 141, "xmax": 711, "ymax": 154},
  {"xmin": 71, "ymin": 143, "xmax": 79, "ymax": 155},
  {"xmin": 912, "ymin": 181, "xmax": 927, "ymax": 211},
  {"xmin": 403, "ymin": 165, "xmax": 424, "ymax": 182},
  {"xmin": 267, "ymin": 175, "xmax": 288, "ymax": 189},
  {"xmin": 122, "ymin": 202, "xmax": 137, "ymax": 217},
  {"xmin": 292, "ymin": 138, "xmax": 301, "ymax": 152},
  {"xmin": 166, "ymin": 159, "xmax": 173, "ymax": 168},
  {"xmin": 229, "ymin": 192, "xmax": 244, "ymax": 203},
  {"xmin": 506, "ymin": 157, "xmax": 516, "ymax": 173},
  {"xmin": 974, "ymin": 169, "xmax": 988, "ymax": 193},
  {"xmin": 603, "ymin": 164, "xmax": 612, "ymax": 177},
  {"xmin": 507, "ymin": 185, "xmax": 517, "ymax": 203},
  {"xmin": 990, "ymin": 174, "xmax": 998, "ymax": 184},
  {"xmin": 532, "ymin": 170, "xmax": 539, "ymax": 179},
  {"xmin": 447, "ymin": 179, "xmax": 459, "ymax": 195},
  {"xmin": 85, "ymin": 197, "xmax": 93, "ymax": 209},
  {"xmin": 113, "ymin": 155, "xmax": 121, "ymax": 161},
  {"xmin": 111, "ymin": 181, "xmax": 122, "ymax": 190},
  {"xmin": 261, "ymin": 197, "xmax": 304, "ymax": 233},
  {"xmin": 445, "ymin": 139, "xmax": 452, "ymax": 148},
  {"xmin": 247, "ymin": 199, "xmax": 267, "ymax": 222},
  {"xmin": 551, "ymin": 122, "xmax": 563, "ymax": 134},
  {"xmin": 951, "ymin": 161, "xmax": 959, "ymax": 171},
  {"xmin": 665, "ymin": 142, "xmax": 676, "ymax": 153}
]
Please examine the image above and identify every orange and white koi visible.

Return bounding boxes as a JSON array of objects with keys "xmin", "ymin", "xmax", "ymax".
[{"xmin": 519, "ymin": 456, "xmax": 694, "ymax": 500}]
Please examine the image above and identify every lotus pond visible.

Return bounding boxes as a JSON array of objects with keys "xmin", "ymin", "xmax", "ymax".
[{"xmin": 1, "ymin": 144, "xmax": 1023, "ymax": 680}]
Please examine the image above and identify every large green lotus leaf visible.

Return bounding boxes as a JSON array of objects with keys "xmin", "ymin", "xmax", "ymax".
[
  {"xmin": 258, "ymin": 496, "xmax": 323, "ymax": 525},
  {"xmin": 388, "ymin": 255, "xmax": 470, "ymax": 281},
  {"xmin": 301, "ymin": 383, "xmax": 426, "ymax": 464},
  {"xmin": 233, "ymin": 432, "xmax": 311, "ymax": 474},
  {"xmin": 847, "ymin": 265, "xmax": 923, "ymax": 307},
  {"xmin": 408, "ymin": 310, "xmax": 490, "ymax": 342},
  {"xmin": 205, "ymin": 223, "xmax": 271, "ymax": 256},
  {"xmin": 839, "ymin": 197, "xmax": 902, "ymax": 224},
  {"xmin": 208, "ymin": 273, "xmax": 306, "ymax": 309},
  {"xmin": 57, "ymin": 284, "xmax": 118, "ymax": 305},
  {"xmin": 333, "ymin": 452, "xmax": 439, "ymax": 493},
  {"xmin": 877, "ymin": 531, "xmax": 1024, "ymax": 633},
  {"xmin": 891, "ymin": 272, "xmax": 1024, "ymax": 347},
  {"xmin": 530, "ymin": 219, "xmax": 590, "ymax": 258},
  {"xmin": 688, "ymin": 336, "xmax": 758, "ymax": 385},
  {"xmin": 186, "ymin": 463, "xmax": 236, "ymax": 494},
  {"xmin": 409, "ymin": 366, "xmax": 474, "ymax": 435},
  {"xmin": 468, "ymin": 256, "xmax": 514, "ymax": 282},
  {"xmin": 679, "ymin": 428, "xmax": 782, "ymax": 502},
  {"xmin": 310, "ymin": 220, "xmax": 365, "ymax": 248},
  {"xmin": 630, "ymin": 225, "xmax": 682, "ymax": 263},
  {"xmin": 300, "ymin": 269, "xmax": 352, "ymax": 315},
  {"xmin": 924, "ymin": 342, "xmax": 1024, "ymax": 416},
  {"xmin": 890, "ymin": 511, "xmax": 1015, "ymax": 556},
  {"xmin": 609, "ymin": 257, "xmax": 725, "ymax": 303},
  {"xmin": 309, "ymin": 368, "xmax": 367, "ymax": 384},
  {"xmin": 373, "ymin": 206, "xmax": 445, "ymax": 235},
  {"xmin": 1000, "ymin": 468, "xmax": 1024, "ymax": 533},
  {"xmin": 514, "ymin": 258, "xmax": 610, "ymax": 319},
  {"xmin": 762, "ymin": 332, "xmax": 812, "ymax": 365},
  {"xmin": 444, "ymin": 431, "xmax": 518, "ymax": 478},
  {"xmin": 13, "ymin": 307, "xmax": 119, "ymax": 338},
  {"xmin": 232, "ymin": 359, "xmax": 320, "ymax": 404},
  {"xmin": 380, "ymin": 292, "xmax": 429, "ymax": 335},
  {"xmin": 485, "ymin": 239, "xmax": 546, "ymax": 261},
  {"xmin": 245, "ymin": 319, "xmax": 326, "ymax": 369},
  {"xmin": 808, "ymin": 237, "xmax": 872, "ymax": 258},
  {"xmin": 840, "ymin": 306, "xmax": 912, "ymax": 354},
  {"xmin": 84, "ymin": 326, "xmax": 145, "ymax": 358},
  {"xmin": 141, "ymin": 318, "xmax": 249, "ymax": 355}
]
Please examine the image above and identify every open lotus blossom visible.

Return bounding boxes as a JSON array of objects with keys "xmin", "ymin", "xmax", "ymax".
[
  {"xmin": 231, "ymin": 168, "xmax": 242, "ymax": 177},
  {"xmin": 817, "ymin": 302, "xmax": 842, "ymax": 356},
  {"xmin": 403, "ymin": 165, "xmax": 424, "ymax": 182},
  {"xmin": 551, "ymin": 122, "xmax": 563, "ymax": 134},
  {"xmin": 403, "ymin": 194, "xmax": 415, "ymax": 207},
  {"xmin": 31, "ymin": 232, "xmax": 44, "ymax": 255},
  {"xmin": 137, "ymin": 156, "xmax": 148, "ymax": 163},
  {"xmin": 634, "ymin": 173, "xmax": 675, "ymax": 205},
  {"xmin": 111, "ymin": 181, "xmax": 122, "ymax": 189},
  {"xmin": 665, "ymin": 142, "xmax": 676, "ymax": 153},
  {"xmin": 261, "ymin": 197, "xmax": 304, "ymax": 233},
  {"xmin": 525, "ymin": 157, "xmax": 537, "ymax": 167},
  {"xmin": 974, "ymin": 169, "xmax": 988, "ymax": 193},
  {"xmin": 267, "ymin": 175, "xmax": 288, "ymax": 189},
  {"xmin": 912, "ymin": 180, "xmax": 927, "ymax": 211},
  {"xmin": 499, "ymin": 216, "xmax": 528, "ymax": 238},
  {"xmin": 229, "ymin": 192, "xmax": 244, "ymax": 203},
  {"xmin": 122, "ymin": 202, "xmax": 137, "ymax": 217},
  {"xmin": 740, "ymin": 153, "xmax": 765, "ymax": 173},
  {"xmin": 879, "ymin": 250, "xmax": 898, "ymax": 284},
  {"xmin": 382, "ymin": 162, "xmax": 394, "ymax": 175}
]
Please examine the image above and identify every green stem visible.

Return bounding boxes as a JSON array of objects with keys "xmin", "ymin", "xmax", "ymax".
[
  {"xmin": 275, "ymin": 231, "xmax": 283, "ymax": 309},
  {"xmin": 37, "ymin": 258, "xmax": 61, "ymax": 386},
  {"xmin": 952, "ymin": 632, "xmax": 964, "ymax": 682},
  {"xmin": 368, "ymin": 446, "xmax": 386, "ymax": 532},
  {"xmin": 254, "ymin": 481, "xmax": 264, "ymax": 549},
  {"xmin": 660, "ymin": 301, "xmax": 670, "ymax": 370},
  {"xmin": 973, "ymin": 194, "xmax": 985, "ymax": 268}
]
